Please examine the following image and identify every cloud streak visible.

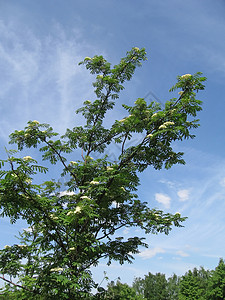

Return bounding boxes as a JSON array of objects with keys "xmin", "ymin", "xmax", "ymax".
[{"xmin": 0, "ymin": 20, "xmax": 98, "ymax": 142}]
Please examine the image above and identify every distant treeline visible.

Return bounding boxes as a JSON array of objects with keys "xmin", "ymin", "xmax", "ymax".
[{"xmin": 101, "ymin": 258, "xmax": 225, "ymax": 299}]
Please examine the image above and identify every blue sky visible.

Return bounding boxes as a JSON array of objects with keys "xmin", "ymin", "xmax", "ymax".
[{"xmin": 1, "ymin": 0, "xmax": 225, "ymax": 288}]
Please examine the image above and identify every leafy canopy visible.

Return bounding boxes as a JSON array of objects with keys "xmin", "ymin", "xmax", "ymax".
[{"xmin": 0, "ymin": 47, "xmax": 206, "ymax": 298}]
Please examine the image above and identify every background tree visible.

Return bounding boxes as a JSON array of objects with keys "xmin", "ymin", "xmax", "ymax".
[
  {"xmin": 133, "ymin": 272, "xmax": 169, "ymax": 300},
  {"xmin": 104, "ymin": 280, "xmax": 144, "ymax": 300},
  {"xmin": 0, "ymin": 47, "xmax": 206, "ymax": 298},
  {"xmin": 178, "ymin": 266, "xmax": 211, "ymax": 300},
  {"xmin": 167, "ymin": 273, "xmax": 180, "ymax": 300},
  {"xmin": 206, "ymin": 258, "xmax": 225, "ymax": 300}
]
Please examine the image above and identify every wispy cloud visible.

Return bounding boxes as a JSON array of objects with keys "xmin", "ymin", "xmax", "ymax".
[
  {"xmin": 138, "ymin": 247, "xmax": 165, "ymax": 259},
  {"xmin": 155, "ymin": 193, "xmax": 171, "ymax": 209},
  {"xmin": 176, "ymin": 250, "xmax": 189, "ymax": 257},
  {"xmin": 0, "ymin": 20, "xmax": 99, "ymax": 141},
  {"xmin": 177, "ymin": 189, "xmax": 190, "ymax": 202}
]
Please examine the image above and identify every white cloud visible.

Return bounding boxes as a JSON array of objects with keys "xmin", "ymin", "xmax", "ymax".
[
  {"xmin": 176, "ymin": 250, "xmax": 189, "ymax": 257},
  {"xmin": 155, "ymin": 193, "xmax": 171, "ymax": 208},
  {"xmin": 177, "ymin": 189, "xmax": 189, "ymax": 202},
  {"xmin": 59, "ymin": 190, "xmax": 75, "ymax": 197},
  {"xmin": 138, "ymin": 247, "xmax": 165, "ymax": 259}
]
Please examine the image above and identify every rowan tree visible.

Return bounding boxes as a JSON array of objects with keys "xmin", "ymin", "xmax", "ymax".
[{"xmin": 0, "ymin": 47, "xmax": 206, "ymax": 299}]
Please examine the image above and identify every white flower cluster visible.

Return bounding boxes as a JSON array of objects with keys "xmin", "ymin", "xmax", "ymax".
[
  {"xmin": 181, "ymin": 74, "xmax": 191, "ymax": 79},
  {"xmin": 90, "ymin": 181, "xmax": 99, "ymax": 185},
  {"xmin": 106, "ymin": 166, "xmax": 113, "ymax": 171},
  {"xmin": 50, "ymin": 214, "xmax": 59, "ymax": 220},
  {"xmin": 69, "ymin": 247, "xmax": 76, "ymax": 251},
  {"xmin": 23, "ymin": 156, "xmax": 32, "ymax": 161},
  {"xmin": 17, "ymin": 245, "xmax": 27, "ymax": 248},
  {"xmin": 28, "ymin": 120, "xmax": 39, "ymax": 127},
  {"xmin": 69, "ymin": 161, "xmax": 78, "ymax": 165},
  {"xmin": 159, "ymin": 122, "xmax": 175, "ymax": 130},
  {"xmin": 67, "ymin": 206, "xmax": 81, "ymax": 216},
  {"xmin": 151, "ymin": 113, "xmax": 158, "ymax": 119},
  {"xmin": 118, "ymin": 118, "xmax": 126, "ymax": 123},
  {"xmin": 50, "ymin": 267, "xmax": 63, "ymax": 272},
  {"xmin": 25, "ymin": 178, "xmax": 32, "ymax": 184}
]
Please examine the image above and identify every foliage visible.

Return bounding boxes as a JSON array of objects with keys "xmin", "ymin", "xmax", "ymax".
[
  {"xmin": 167, "ymin": 274, "xmax": 180, "ymax": 300},
  {"xmin": 178, "ymin": 267, "xmax": 211, "ymax": 299},
  {"xmin": 104, "ymin": 280, "xmax": 144, "ymax": 299},
  {"xmin": 133, "ymin": 272, "xmax": 169, "ymax": 299},
  {"xmin": 103, "ymin": 260, "xmax": 224, "ymax": 300},
  {"xmin": 0, "ymin": 47, "xmax": 206, "ymax": 298},
  {"xmin": 206, "ymin": 258, "xmax": 225, "ymax": 300}
]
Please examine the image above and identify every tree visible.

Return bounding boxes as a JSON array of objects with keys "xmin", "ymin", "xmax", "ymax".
[
  {"xmin": 105, "ymin": 280, "xmax": 144, "ymax": 299},
  {"xmin": 167, "ymin": 273, "xmax": 180, "ymax": 300},
  {"xmin": 133, "ymin": 272, "xmax": 169, "ymax": 299},
  {"xmin": 178, "ymin": 267, "xmax": 211, "ymax": 300},
  {"xmin": 0, "ymin": 47, "xmax": 206, "ymax": 298},
  {"xmin": 207, "ymin": 258, "xmax": 225, "ymax": 300}
]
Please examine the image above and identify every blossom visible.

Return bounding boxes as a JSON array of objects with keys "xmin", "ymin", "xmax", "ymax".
[
  {"xmin": 17, "ymin": 245, "xmax": 27, "ymax": 248},
  {"xmin": 159, "ymin": 122, "xmax": 175, "ymax": 130},
  {"xmin": 67, "ymin": 210, "xmax": 74, "ymax": 216},
  {"xmin": 120, "ymin": 187, "xmax": 126, "ymax": 192},
  {"xmin": 98, "ymin": 75, "xmax": 103, "ymax": 79},
  {"xmin": 23, "ymin": 156, "xmax": 32, "ymax": 161},
  {"xmin": 69, "ymin": 247, "xmax": 76, "ymax": 251},
  {"xmin": 50, "ymin": 267, "xmax": 63, "ymax": 272},
  {"xmin": 178, "ymin": 91, "xmax": 184, "ymax": 96},
  {"xmin": 133, "ymin": 47, "xmax": 140, "ymax": 51},
  {"xmin": 85, "ymin": 100, "xmax": 91, "ymax": 104},
  {"xmin": 11, "ymin": 173, "xmax": 17, "ymax": 178},
  {"xmin": 106, "ymin": 166, "xmax": 113, "ymax": 171},
  {"xmin": 69, "ymin": 161, "xmax": 78, "ymax": 165},
  {"xmin": 151, "ymin": 113, "xmax": 158, "ymax": 119},
  {"xmin": 4, "ymin": 245, "xmax": 11, "ymax": 249},
  {"xmin": 146, "ymin": 134, "xmax": 153, "ymax": 138},
  {"xmin": 75, "ymin": 206, "xmax": 81, "ymax": 214},
  {"xmin": 90, "ymin": 181, "xmax": 99, "ymax": 185},
  {"xmin": 118, "ymin": 118, "xmax": 126, "ymax": 123},
  {"xmin": 67, "ymin": 206, "xmax": 81, "ymax": 215},
  {"xmin": 80, "ymin": 196, "xmax": 91, "ymax": 200},
  {"xmin": 25, "ymin": 178, "xmax": 32, "ymax": 184},
  {"xmin": 29, "ymin": 120, "xmax": 39, "ymax": 126},
  {"xmin": 181, "ymin": 74, "xmax": 191, "ymax": 79},
  {"xmin": 50, "ymin": 214, "xmax": 59, "ymax": 220}
]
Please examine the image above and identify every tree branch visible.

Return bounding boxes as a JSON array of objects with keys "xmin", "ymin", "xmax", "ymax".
[{"xmin": 0, "ymin": 275, "xmax": 36, "ymax": 294}]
